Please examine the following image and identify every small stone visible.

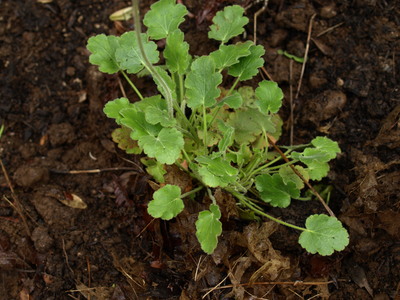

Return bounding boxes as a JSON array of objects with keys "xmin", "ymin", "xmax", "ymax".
[
  {"xmin": 66, "ymin": 66, "xmax": 75, "ymax": 76},
  {"xmin": 320, "ymin": 4, "xmax": 337, "ymax": 19}
]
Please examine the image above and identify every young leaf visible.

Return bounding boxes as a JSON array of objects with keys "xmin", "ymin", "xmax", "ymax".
[
  {"xmin": 311, "ymin": 137, "xmax": 341, "ymax": 160},
  {"xmin": 148, "ymin": 184, "xmax": 183, "ymax": 220},
  {"xmin": 141, "ymin": 158, "xmax": 166, "ymax": 183},
  {"xmin": 228, "ymin": 45, "xmax": 265, "ymax": 81},
  {"xmin": 255, "ymin": 174, "xmax": 300, "ymax": 208},
  {"xmin": 255, "ymin": 80, "xmax": 284, "ymax": 114},
  {"xmin": 116, "ymin": 32, "xmax": 159, "ymax": 74},
  {"xmin": 185, "ymin": 56, "xmax": 222, "ymax": 109},
  {"xmin": 195, "ymin": 204, "xmax": 222, "ymax": 254},
  {"xmin": 87, "ymin": 34, "xmax": 120, "ymax": 74},
  {"xmin": 279, "ymin": 165, "xmax": 309, "ymax": 190},
  {"xmin": 143, "ymin": 0, "xmax": 188, "ymax": 40},
  {"xmin": 164, "ymin": 29, "xmax": 191, "ymax": 75},
  {"xmin": 217, "ymin": 120, "xmax": 234, "ymax": 153},
  {"xmin": 210, "ymin": 41, "xmax": 253, "ymax": 70},
  {"xmin": 139, "ymin": 127, "xmax": 184, "ymax": 165},
  {"xmin": 104, "ymin": 97, "xmax": 134, "ymax": 124},
  {"xmin": 196, "ymin": 155, "xmax": 238, "ymax": 187},
  {"xmin": 215, "ymin": 91, "xmax": 243, "ymax": 109},
  {"xmin": 208, "ymin": 5, "xmax": 249, "ymax": 43},
  {"xmin": 298, "ymin": 214, "xmax": 349, "ymax": 256}
]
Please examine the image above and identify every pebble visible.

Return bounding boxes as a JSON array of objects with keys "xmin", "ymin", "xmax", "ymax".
[{"xmin": 14, "ymin": 165, "xmax": 49, "ymax": 187}]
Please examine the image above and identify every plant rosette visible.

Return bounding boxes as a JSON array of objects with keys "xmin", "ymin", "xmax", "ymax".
[{"xmin": 87, "ymin": 0, "xmax": 349, "ymax": 255}]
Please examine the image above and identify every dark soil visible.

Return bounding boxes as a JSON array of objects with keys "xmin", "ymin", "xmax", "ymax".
[{"xmin": 1, "ymin": 0, "xmax": 399, "ymax": 299}]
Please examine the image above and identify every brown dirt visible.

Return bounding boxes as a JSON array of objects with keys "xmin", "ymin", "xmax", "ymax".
[{"xmin": 0, "ymin": 0, "xmax": 399, "ymax": 299}]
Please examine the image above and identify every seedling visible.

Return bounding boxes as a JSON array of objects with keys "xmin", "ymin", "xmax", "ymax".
[{"xmin": 87, "ymin": 0, "xmax": 348, "ymax": 255}]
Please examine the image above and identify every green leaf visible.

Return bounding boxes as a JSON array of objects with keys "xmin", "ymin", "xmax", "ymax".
[
  {"xmin": 210, "ymin": 41, "xmax": 252, "ymax": 70},
  {"xmin": 277, "ymin": 49, "xmax": 304, "ymax": 63},
  {"xmin": 137, "ymin": 95, "xmax": 176, "ymax": 127},
  {"xmin": 116, "ymin": 32, "xmax": 159, "ymax": 74},
  {"xmin": 215, "ymin": 91, "xmax": 243, "ymax": 109},
  {"xmin": 120, "ymin": 107, "xmax": 162, "ymax": 139},
  {"xmin": 153, "ymin": 66, "xmax": 177, "ymax": 100},
  {"xmin": 185, "ymin": 56, "xmax": 222, "ymax": 109},
  {"xmin": 195, "ymin": 204, "xmax": 222, "ymax": 254},
  {"xmin": 87, "ymin": 34, "xmax": 121, "ymax": 74},
  {"xmin": 143, "ymin": 0, "xmax": 188, "ymax": 40},
  {"xmin": 111, "ymin": 127, "xmax": 142, "ymax": 154},
  {"xmin": 228, "ymin": 45, "xmax": 265, "ymax": 81},
  {"xmin": 164, "ymin": 29, "xmax": 191, "ymax": 75},
  {"xmin": 196, "ymin": 155, "xmax": 238, "ymax": 187},
  {"xmin": 227, "ymin": 108, "xmax": 275, "ymax": 145},
  {"xmin": 208, "ymin": 5, "xmax": 249, "ymax": 43},
  {"xmin": 103, "ymin": 97, "xmax": 134, "ymax": 124},
  {"xmin": 311, "ymin": 137, "xmax": 341, "ymax": 160},
  {"xmin": 255, "ymin": 80, "xmax": 284, "ymax": 114},
  {"xmin": 278, "ymin": 165, "xmax": 309, "ymax": 190},
  {"xmin": 299, "ymin": 214, "xmax": 349, "ymax": 256},
  {"xmin": 148, "ymin": 185, "xmax": 183, "ymax": 220},
  {"xmin": 141, "ymin": 158, "xmax": 166, "ymax": 183},
  {"xmin": 306, "ymin": 161, "xmax": 330, "ymax": 181},
  {"xmin": 217, "ymin": 120, "xmax": 234, "ymax": 153},
  {"xmin": 139, "ymin": 127, "xmax": 184, "ymax": 165},
  {"xmin": 255, "ymin": 174, "xmax": 300, "ymax": 208}
]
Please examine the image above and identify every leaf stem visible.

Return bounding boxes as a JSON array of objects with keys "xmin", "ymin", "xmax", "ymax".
[
  {"xmin": 202, "ymin": 104, "xmax": 208, "ymax": 149},
  {"xmin": 121, "ymin": 70, "xmax": 143, "ymax": 100},
  {"xmin": 132, "ymin": 0, "xmax": 174, "ymax": 118},
  {"xmin": 226, "ymin": 188, "xmax": 307, "ymax": 232},
  {"xmin": 227, "ymin": 77, "xmax": 240, "ymax": 97},
  {"xmin": 181, "ymin": 185, "xmax": 203, "ymax": 198}
]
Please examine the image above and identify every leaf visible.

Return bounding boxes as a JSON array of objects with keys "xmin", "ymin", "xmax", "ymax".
[
  {"xmin": 111, "ymin": 127, "xmax": 142, "ymax": 154},
  {"xmin": 115, "ymin": 32, "xmax": 159, "ymax": 74},
  {"xmin": 228, "ymin": 45, "xmax": 265, "ymax": 81},
  {"xmin": 103, "ymin": 97, "xmax": 134, "ymax": 124},
  {"xmin": 217, "ymin": 120, "xmax": 234, "ymax": 153},
  {"xmin": 255, "ymin": 80, "xmax": 284, "ymax": 114},
  {"xmin": 139, "ymin": 127, "xmax": 184, "ymax": 165},
  {"xmin": 120, "ymin": 107, "xmax": 162, "ymax": 139},
  {"xmin": 298, "ymin": 214, "xmax": 349, "ymax": 256},
  {"xmin": 153, "ymin": 66, "xmax": 177, "ymax": 100},
  {"xmin": 311, "ymin": 137, "xmax": 341, "ymax": 160},
  {"xmin": 227, "ymin": 108, "xmax": 275, "ymax": 145},
  {"xmin": 147, "ymin": 184, "xmax": 183, "ymax": 220},
  {"xmin": 137, "ymin": 95, "xmax": 176, "ymax": 127},
  {"xmin": 195, "ymin": 204, "xmax": 222, "ymax": 254},
  {"xmin": 143, "ymin": 0, "xmax": 188, "ymax": 40},
  {"xmin": 87, "ymin": 34, "xmax": 120, "ymax": 74},
  {"xmin": 164, "ymin": 29, "xmax": 191, "ymax": 75},
  {"xmin": 196, "ymin": 155, "xmax": 238, "ymax": 187},
  {"xmin": 255, "ymin": 174, "xmax": 300, "ymax": 208},
  {"xmin": 141, "ymin": 158, "xmax": 166, "ymax": 183},
  {"xmin": 210, "ymin": 41, "xmax": 252, "ymax": 70},
  {"xmin": 185, "ymin": 56, "xmax": 222, "ymax": 109},
  {"xmin": 278, "ymin": 165, "xmax": 309, "ymax": 190},
  {"xmin": 306, "ymin": 161, "xmax": 330, "ymax": 181},
  {"xmin": 208, "ymin": 5, "xmax": 249, "ymax": 43},
  {"xmin": 215, "ymin": 91, "xmax": 243, "ymax": 109}
]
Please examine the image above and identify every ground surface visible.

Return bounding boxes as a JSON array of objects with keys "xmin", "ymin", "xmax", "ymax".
[{"xmin": 0, "ymin": 0, "xmax": 399, "ymax": 299}]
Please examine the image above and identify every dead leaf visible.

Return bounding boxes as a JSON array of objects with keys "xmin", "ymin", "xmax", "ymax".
[
  {"xmin": 344, "ymin": 258, "xmax": 374, "ymax": 297},
  {"xmin": 59, "ymin": 192, "xmax": 87, "ymax": 209},
  {"xmin": 377, "ymin": 210, "xmax": 400, "ymax": 238}
]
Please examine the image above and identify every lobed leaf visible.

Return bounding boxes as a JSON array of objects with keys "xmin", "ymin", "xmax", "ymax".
[
  {"xmin": 210, "ymin": 41, "xmax": 253, "ymax": 70},
  {"xmin": 153, "ymin": 66, "xmax": 177, "ymax": 101},
  {"xmin": 255, "ymin": 174, "xmax": 300, "ymax": 207},
  {"xmin": 196, "ymin": 155, "xmax": 238, "ymax": 187},
  {"xmin": 311, "ymin": 137, "xmax": 341, "ymax": 160},
  {"xmin": 228, "ymin": 45, "xmax": 265, "ymax": 81},
  {"xmin": 215, "ymin": 91, "xmax": 243, "ymax": 109},
  {"xmin": 141, "ymin": 158, "xmax": 166, "ymax": 183},
  {"xmin": 137, "ymin": 95, "xmax": 176, "ymax": 127},
  {"xmin": 217, "ymin": 120, "xmax": 235, "ymax": 153},
  {"xmin": 278, "ymin": 165, "xmax": 309, "ymax": 190},
  {"xmin": 120, "ymin": 107, "xmax": 162, "ymax": 139},
  {"xmin": 195, "ymin": 204, "xmax": 222, "ymax": 254},
  {"xmin": 299, "ymin": 214, "xmax": 349, "ymax": 256},
  {"xmin": 185, "ymin": 56, "xmax": 222, "ymax": 109},
  {"xmin": 111, "ymin": 127, "xmax": 142, "ymax": 154},
  {"xmin": 143, "ymin": 0, "xmax": 188, "ymax": 40},
  {"xmin": 147, "ymin": 184, "xmax": 183, "ymax": 220},
  {"xmin": 208, "ymin": 5, "xmax": 249, "ymax": 43},
  {"xmin": 255, "ymin": 80, "xmax": 283, "ymax": 114},
  {"xmin": 116, "ymin": 32, "xmax": 159, "ymax": 74},
  {"xmin": 103, "ymin": 97, "xmax": 134, "ymax": 124},
  {"xmin": 164, "ymin": 29, "xmax": 191, "ymax": 75},
  {"xmin": 139, "ymin": 127, "xmax": 184, "ymax": 165},
  {"xmin": 87, "ymin": 34, "xmax": 120, "ymax": 74}
]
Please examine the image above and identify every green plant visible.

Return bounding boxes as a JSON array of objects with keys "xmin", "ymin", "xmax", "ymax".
[{"xmin": 87, "ymin": 0, "xmax": 348, "ymax": 256}]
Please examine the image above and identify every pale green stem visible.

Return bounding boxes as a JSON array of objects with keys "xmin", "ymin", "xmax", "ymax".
[
  {"xmin": 202, "ymin": 104, "xmax": 207, "ymax": 149},
  {"xmin": 227, "ymin": 77, "xmax": 240, "ymax": 97},
  {"xmin": 226, "ymin": 188, "xmax": 307, "ymax": 232},
  {"xmin": 181, "ymin": 186, "xmax": 203, "ymax": 198},
  {"xmin": 207, "ymin": 187, "xmax": 217, "ymax": 205},
  {"xmin": 132, "ymin": 0, "xmax": 174, "ymax": 118},
  {"xmin": 121, "ymin": 70, "xmax": 143, "ymax": 100}
]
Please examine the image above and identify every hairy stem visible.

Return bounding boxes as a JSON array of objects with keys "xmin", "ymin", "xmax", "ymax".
[{"xmin": 121, "ymin": 70, "xmax": 143, "ymax": 100}]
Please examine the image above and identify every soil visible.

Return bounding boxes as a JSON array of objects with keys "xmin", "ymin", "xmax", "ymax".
[{"xmin": 0, "ymin": 0, "xmax": 399, "ymax": 299}]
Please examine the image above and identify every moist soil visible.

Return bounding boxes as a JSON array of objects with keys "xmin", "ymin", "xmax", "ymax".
[{"xmin": 0, "ymin": 0, "xmax": 399, "ymax": 299}]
